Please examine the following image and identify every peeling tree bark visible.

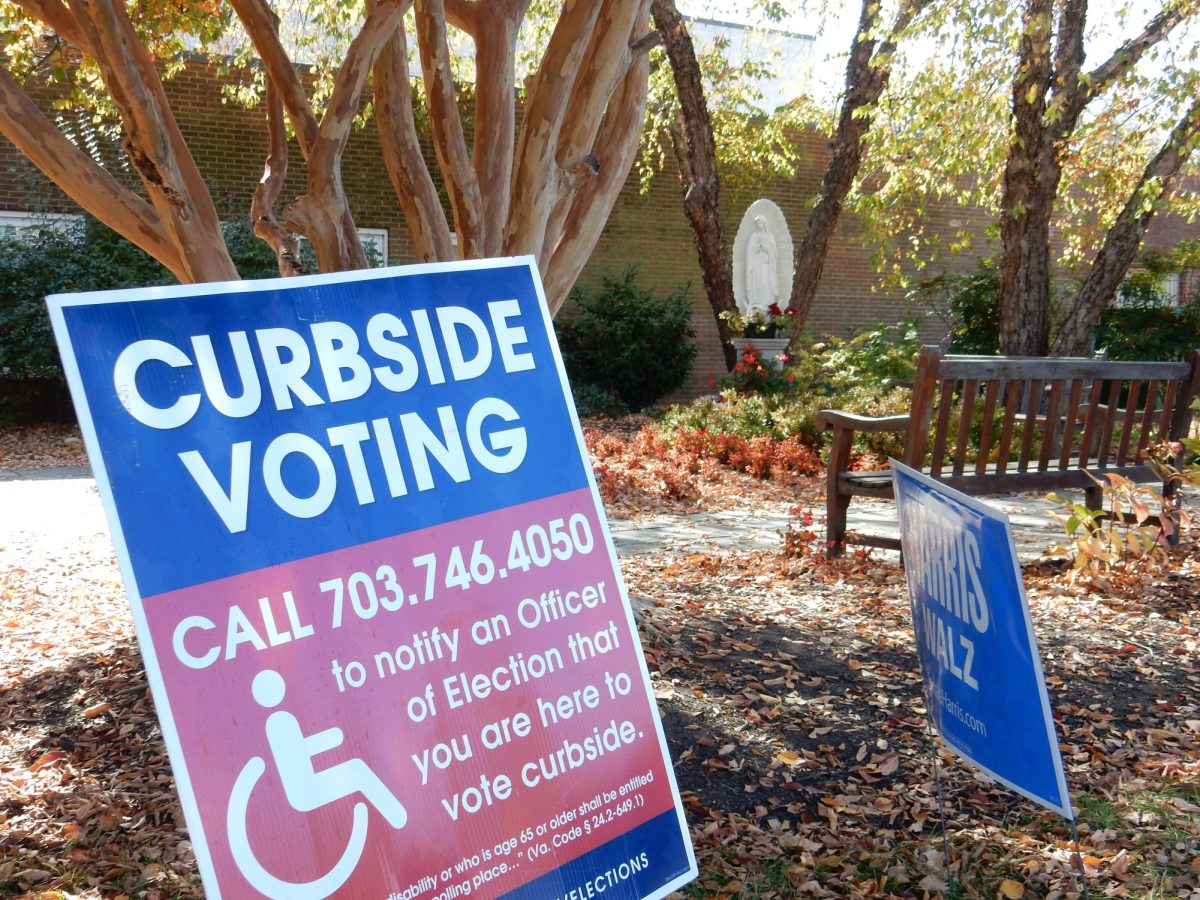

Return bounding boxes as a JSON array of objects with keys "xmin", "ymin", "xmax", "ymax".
[
  {"xmin": 6, "ymin": 0, "xmax": 651, "ymax": 304},
  {"xmin": 543, "ymin": 35, "xmax": 652, "ymax": 313},
  {"xmin": 0, "ymin": 65, "xmax": 184, "ymax": 276},
  {"xmin": 373, "ymin": 13, "xmax": 455, "ymax": 262},
  {"xmin": 253, "ymin": 78, "xmax": 309, "ymax": 277},
  {"xmin": 232, "ymin": 0, "xmax": 406, "ymax": 272},
  {"xmin": 788, "ymin": 0, "xmax": 931, "ymax": 344},
  {"xmin": 62, "ymin": 0, "xmax": 238, "ymax": 282},
  {"xmin": 1053, "ymin": 101, "xmax": 1200, "ymax": 356},
  {"xmin": 471, "ymin": 0, "xmax": 527, "ymax": 257},
  {"xmin": 998, "ymin": 0, "xmax": 1191, "ymax": 356},
  {"xmin": 414, "ymin": 0, "xmax": 484, "ymax": 258},
  {"xmin": 504, "ymin": 0, "xmax": 606, "ymax": 264},
  {"xmin": 650, "ymin": 0, "xmax": 737, "ymax": 371}
]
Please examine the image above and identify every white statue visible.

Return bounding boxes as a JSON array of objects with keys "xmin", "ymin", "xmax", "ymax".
[
  {"xmin": 733, "ymin": 199, "xmax": 793, "ymax": 317},
  {"xmin": 745, "ymin": 216, "xmax": 779, "ymax": 309}
]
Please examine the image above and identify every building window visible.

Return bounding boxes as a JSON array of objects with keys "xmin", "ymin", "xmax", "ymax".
[
  {"xmin": 358, "ymin": 227, "xmax": 389, "ymax": 265},
  {"xmin": 0, "ymin": 210, "xmax": 83, "ymax": 239},
  {"xmin": 296, "ymin": 226, "xmax": 390, "ymax": 267}
]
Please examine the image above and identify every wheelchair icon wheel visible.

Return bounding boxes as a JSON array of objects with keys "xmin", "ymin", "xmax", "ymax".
[{"xmin": 227, "ymin": 756, "xmax": 369, "ymax": 899}]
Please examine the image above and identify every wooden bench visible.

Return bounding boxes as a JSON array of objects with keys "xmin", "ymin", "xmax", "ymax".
[{"xmin": 817, "ymin": 346, "xmax": 1200, "ymax": 556}]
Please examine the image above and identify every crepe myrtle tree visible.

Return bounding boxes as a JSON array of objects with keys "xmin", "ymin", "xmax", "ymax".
[{"xmin": 0, "ymin": 0, "xmax": 656, "ymax": 313}]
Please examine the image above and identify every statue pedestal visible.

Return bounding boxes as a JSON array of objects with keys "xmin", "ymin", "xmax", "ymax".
[{"xmin": 742, "ymin": 337, "xmax": 790, "ymax": 369}]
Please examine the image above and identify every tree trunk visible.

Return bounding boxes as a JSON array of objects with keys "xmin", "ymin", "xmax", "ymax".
[
  {"xmin": 650, "ymin": 0, "xmax": 737, "ymax": 371},
  {"xmin": 997, "ymin": 0, "xmax": 1056, "ymax": 356},
  {"xmin": 996, "ymin": 0, "xmax": 1189, "ymax": 356},
  {"xmin": 787, "ymin": 0, "xmax": 928, "ymax": 341},
  {"xmin": 1053, "ymin": 101, "xmax": 1200, "ymax": 356}
]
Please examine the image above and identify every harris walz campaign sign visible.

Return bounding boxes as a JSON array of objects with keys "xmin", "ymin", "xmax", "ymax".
[
  {"xmin": 892, "ymin": 461, "xmax": 1071, "ymax": 819},
  {"xmin": 48, "ymin": 258, "xmax": 696, "ymax": 899}
]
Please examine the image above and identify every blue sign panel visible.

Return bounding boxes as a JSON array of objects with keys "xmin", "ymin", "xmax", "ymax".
[{"xmin": 891, "ymin": 461, "xmax": 1071, "ymax": 818}]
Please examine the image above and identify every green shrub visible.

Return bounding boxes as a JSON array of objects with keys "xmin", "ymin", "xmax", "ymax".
[
  {"xmin": 660, "ymin": 390, "xmax": 808, "ymax": 442},
  {"xmin": 660, "ymin": 319, "xmax": 922, "ymax": 458},
  {"xmin": 570, "ymin": 382, "xmax": 630, "ymax": 418},
  {"xmin": 1096, "ymin": 297, "xmax": 1200, "ymax": 361},
  {"xmin": 910, "ymin": 261, "xmax": 1001, "ymax": 355},
  {"xmin": 556, "ymin": 268, "xmax": 696, "ymax": 411},
  {"xmin": 0, "ymin": 220, "xmax": 174, "ymax": 379},
  {"xmin": 0, "ymin": 217, "xmax": 326, "ymax": 385}
]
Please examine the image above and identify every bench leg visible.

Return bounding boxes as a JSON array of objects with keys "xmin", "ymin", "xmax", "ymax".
[
  {"xmin": 826, "ymin": 490, "xmax": 850, "ymax": 558},
  {"xmin": 1084, "ymin": 484, "xmax": 1104, "ymax": 513},
  {"xmin": 825, "ymin": 427, "xmax": 854, "ymax": 558}
]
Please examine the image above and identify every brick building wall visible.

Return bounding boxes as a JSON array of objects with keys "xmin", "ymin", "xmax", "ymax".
[{"xmin": 0, "ymin": 60, "xmax": 1192, "ymax": 400}]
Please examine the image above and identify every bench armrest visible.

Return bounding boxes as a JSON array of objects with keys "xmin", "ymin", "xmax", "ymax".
[{"xmin": 816, "ymin": 410, "xmax": 911, "ymax": 433}]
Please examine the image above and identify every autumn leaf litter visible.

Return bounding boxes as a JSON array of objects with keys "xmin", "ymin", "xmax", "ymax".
[{"xmin": 1, "ymin": 421, "xmax": 1198, "ymax": 898}]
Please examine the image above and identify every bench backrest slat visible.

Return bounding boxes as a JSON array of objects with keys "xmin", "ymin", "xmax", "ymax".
[
  {"xmin": 1017, "ymin": 377, "xmax": 1042, "ymax": 472},
  {"xmin": 1097, "ymin": 383, "xmax": 1121, "ymax": 467},
  {"xmin": 929, "ymin": 380, "xmax": 956, "ymax": 476},
  {"xmin": 1136, "ymin": 380, "xmax": 1162, "ymax": 459},
  {"xmin": 994, "ymin": 379, "xmax": 1023, "ymax": 475},
  {"xmin": 1159, "ymin": 380, "xmax": 1179, "ymax": 441},
  {"xmin": 905, "ymin": 347, "xmax": 1200, "ymax": 480},
  {"xmin": 1039, "ymin": 380, "xmax": 1064, "ymax": 471},
  {"xmin": 976, "ymin": 378, "xmax": 1001, "ymax": 475},
  {"xmin": 1060, "ymin": 379, "xmax": 1085, "ymax": 469},
  {"xmin": 953, "ymin": 380, "xmax": 977, "ymax": 476}
]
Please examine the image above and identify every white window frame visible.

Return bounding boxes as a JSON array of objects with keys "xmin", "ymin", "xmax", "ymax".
[
  {"xmin": 296, "ymin": 226, "xmax": 390, "ymax": 267},
  {"xmin": 0, "ymin": 210, "xmax": 83, "ymax": 238}
]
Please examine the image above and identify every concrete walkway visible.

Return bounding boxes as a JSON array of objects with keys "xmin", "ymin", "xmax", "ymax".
[
  {"xmin": 1, "ymin": 465, "xmax": 1067, "ymax": 563},
  {"xmin": 606, "ymin": 493, "xmax": 1066, "ymax": 562}
]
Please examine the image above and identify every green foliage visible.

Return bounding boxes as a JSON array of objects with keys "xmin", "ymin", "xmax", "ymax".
[
  {"xmin": 0, "ymin": 220, "xmax": 173, "ymax": 379},
  {"xmin": 661, "ymin": 318, "xmax": 923, "ymax": 458},
  {"xmin": 818, "ymin": 315, "xmax": 926, "ymax": 388},
  {"xmin": 569, "ymin": 382, "xmax": 630, "ymax": 419},
  {"xmin": 1097, "ymin": 299, "xmax": 1200, "ymax": 362},
  {"xmin": 0, "ymin": 217, "xmax": 299, "ymax": 383},
  {"xmin": 660, "ymin": 389, "xmax": 814, "ymax": 442},
  {"xmin": 1047, "ymin": 471, "xmax": 1183, "ymax": 584},
  {"xmin": 1095, "ymin": 247, "xmax": 1200, "ymax": 361},
  {"xmin": 556, "ymin": 268, "xmax": 696, "ymax": 411},
  {"xmin": 915, "ymin": 261, "xmax": 1002, "ymax": 355}
]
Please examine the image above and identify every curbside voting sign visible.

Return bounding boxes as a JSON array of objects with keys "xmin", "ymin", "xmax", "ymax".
[
  {"xmin": 48, "ymin": 258, "xmax": 697, "ymax": 899},
  {"xmin": 891, "ymin": 461, "xmax": 1071, "ymax": 819}
]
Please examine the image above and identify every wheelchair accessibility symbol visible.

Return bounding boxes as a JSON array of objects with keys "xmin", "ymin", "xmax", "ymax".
[{"xmin": 227, "ymin": 670, "xmax": 408, "ymax": 899}]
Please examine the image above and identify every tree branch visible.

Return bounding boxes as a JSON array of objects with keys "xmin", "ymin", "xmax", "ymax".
[
  {"xmin": 74, "ymin": 0, "xmax": 236, "ymax": 282},
  {"xmin": 373, "ymin": 9, "xmax": 455, "ymax": 261},
  {"xmin": 543, "ymin": 46, "xmax": 649, "ymax": 312},
  {"xmin": 228, "ymin": 0, "xmax": 319, "ymax": 157},
  {"xmin": 0, "ymin": 65, "xmax": 182, "ymax": 276},
  {"xmin": 471, "ymin": 1, "xmax": 527, "ymax": 256},
  {"xmin": 557, "ymin": 0, "xmax": 647, "ymax": 172},
  {"xmin": 14, "ymin": 0, "xmax": 93, "ymax": 52},
  {"xmin": 443, "ymin": 0, "xmax": 477, "ymax": 32},
  {"xmin": 318, "ymin": 0, "xmax": 407, "ymax": 150},
  {"xmin": 1051, "ymin": 0, "xmax": 1086, "ymax": 101},
  {"xmin": 414, "ymin": 0, "xmax": 484, "ymax": 257},
  {"xmin": 505, "ymin": 0, "xmax": 607, "ymax": 260},
  {"xmin": 1054, "ymin": 100, "xmax": 1200, "ymax": 355},
  {"xmin": 253, "ymin": 78, "xmax": 309, "ymax": 277},
  {"xmin": 1078, "ymin": 2, "xmax": 1191, "ymax": 112}
]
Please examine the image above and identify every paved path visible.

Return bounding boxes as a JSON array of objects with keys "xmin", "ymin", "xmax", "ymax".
[{"xmin": 1, "ymin": 465, "xmax": 1066, "ymax": 563}]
